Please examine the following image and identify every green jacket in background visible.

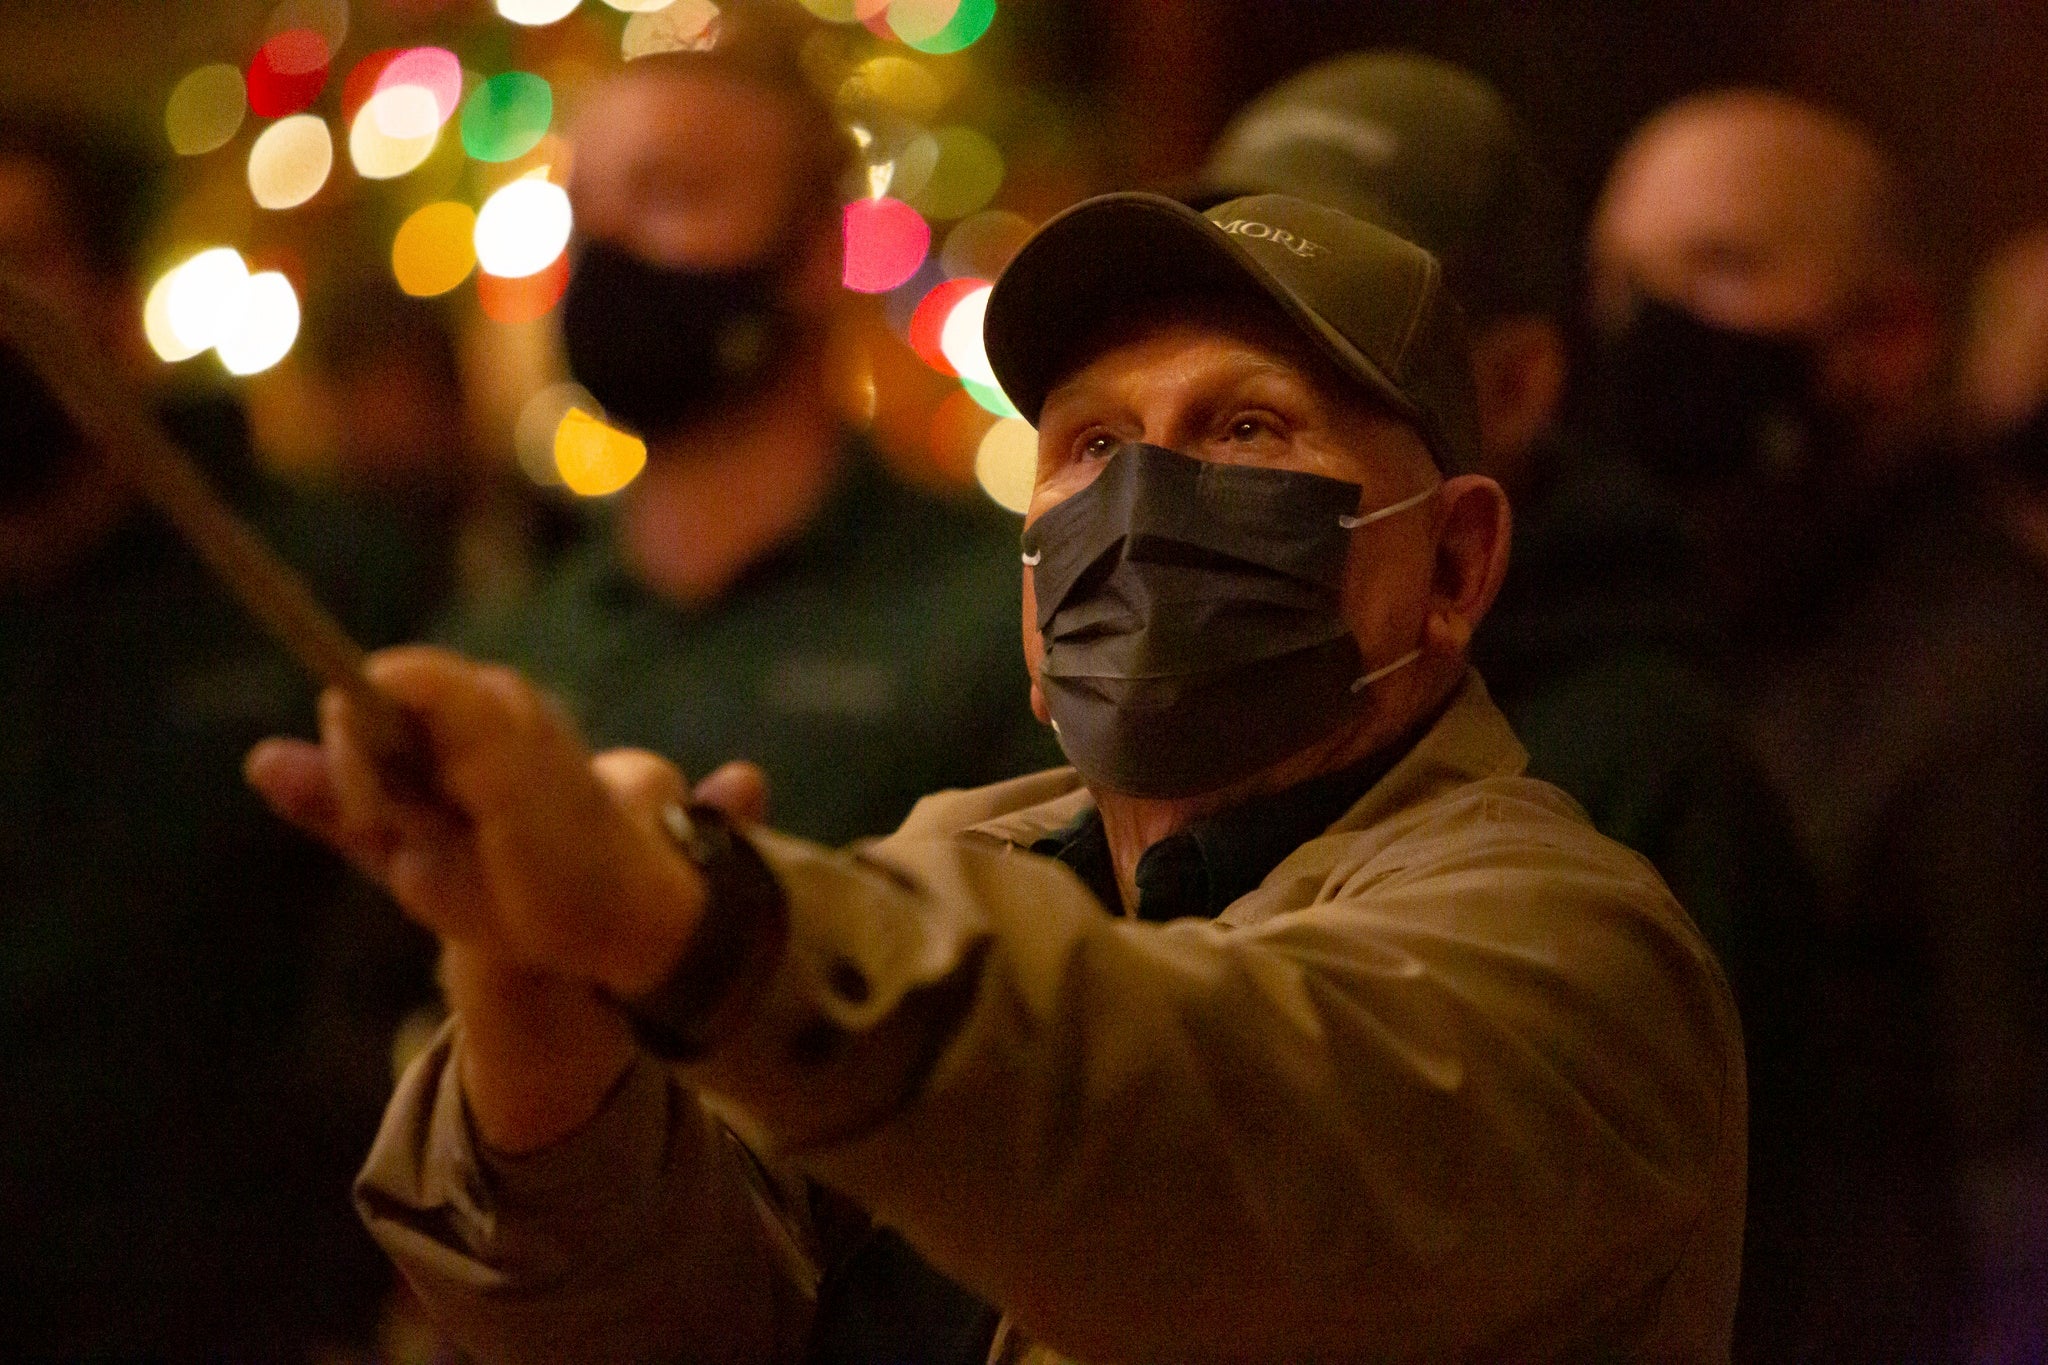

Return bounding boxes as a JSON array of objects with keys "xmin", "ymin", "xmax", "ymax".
[{"xmin": 444, "ymin": 441, "xmax": 1061, "ymax": 847}]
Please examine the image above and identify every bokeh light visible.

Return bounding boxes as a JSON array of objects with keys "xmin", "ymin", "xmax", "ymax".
[
  {"xmin": 144, "ymin": 268, "xmax": 208, "ymax": 363},
  {"xmin": 247, "ymin": 114, "xmax": 333, "ymax": 209},
  {"xmin": 165, "ymin": 247, "xmax": 253, "ymax": 355},
  {"xmin": 904, "ymin": 0, "xmax": 995, "ymax": 53},
  {"xmin": 264, "ymin": 0, "xmax": 350, "ymax": 51},
  {"xmin": 941, "ymin": 209, "xmax": 1032, "ymax": 279},
  {"xmin": 514, "ymin": 381, "xmax": 595, "ymax": 483},
  {"xmin": 963, "ymin": 375, "xmax": 1021, "ymax": 418},
  {"xmin": 340, "ymin": 48, "xmax": 402, "ymax": 123},
  {"xmin": 908, "ymin": 125, "xmax": 1003, "ymax": 220},
  {"xmin": 391, "ymin": 201, "xmax": 478, "ymax": 296},
  {"xmin": 165, "ymin": 65, "xmax": 248, "ymax": 157},
  {"xmin": 555, "ymin": 407, "xmax": 649, "ymax": 495},
  {"xmin": 884, "ymin": 0, "xmax": 960, "ymax": 46},
  {"xmin": 974, "ymin": 416, "xmax": 1035, "ymax": 513},
  {"xmin": 215, "ymin": 272, "xmax": 301, "ymax": 376},
  {"xmin": 475, "ymin": 177, "xmax": 573, "ymax": 278},
  {"xmin": 621, "ymin": 0, "xmax": 721, "ymax": 58},
  {"xmin": 869, "ymin": 129, "xmax": 939, "ymax": 203},
  {"xmin": 929, "ymin": 385, "xmax": 997, "ymax": 476},
  {"xmin": 842, "ymin": 196, "xmax": 930, "ymax": 293},
  {"xmin": 461, "ymin": 72, "xmax": 553, "ymax": 162},
  {"xmin": 840, "ymin": 55, "xmax": 945, "ymax": 121},
  {"xmin": 350, "ymin": 90, "xmax": 440, "ymax": 178},
  {"xmin": 247, "ymin": 29, "xmax": 332, "ymax": 119},
  {"xmin": 498, "ymin": 0, "xmax": 583, "ymax": 24},
  {"xmin": 478, "ymin": 251, "xmax": 570, "ymax": 323},
  {"xmin": 374, "ymin": 47, "xmax": 463, "ymax": 132},
  {"xmin": 937, "ymin": 280, "xmax": 996, "ymax": 385},
  {"xmin": 907, "ymin": 276, "xmax": 986, "ymax": 374},
  {"xmin": 796, "ymin": 0, "xmax": 889, "ymax": 20}
]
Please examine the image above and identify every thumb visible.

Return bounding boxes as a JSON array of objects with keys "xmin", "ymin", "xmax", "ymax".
[{"xmin": 693, "ymin": 761, "xmax": 770, "ymax": 826}]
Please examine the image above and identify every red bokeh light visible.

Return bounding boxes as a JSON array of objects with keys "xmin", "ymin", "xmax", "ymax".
[
  {"xmin": 843, "ymin": 197, "xmax": 931, "ymax": 294},
  {"xmin": 247, "ymin": 29, "xmax": 332, "ymax": 119},
  {"xmin": 478, "ymin": 251, "xmax": 570, "ymax": 324},
  {"xmin": 908, "ymin": 276, "xmax": 988, "ymax": 376},
  {"xmin": 375, "ymin": 47, "xmax": 464, "ymax": 127},
  {"xmin": 341, "ymin": 48, "xmax": 403, "ymax": 124}
]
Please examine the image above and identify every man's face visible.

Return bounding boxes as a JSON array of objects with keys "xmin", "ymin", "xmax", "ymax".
[
  {"xmin": 1022, "ymin": 309, "xmax": 1441, "ymax": 715},
  {"xmin": 568, "ymin": 69, "xmax": 808, "ymax": 270}
]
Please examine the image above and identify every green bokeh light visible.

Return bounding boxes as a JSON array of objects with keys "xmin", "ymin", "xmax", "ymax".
[
  {"xmin": 904, "ymin": 0, "xmax": 995, "ymax": 54},
  {"xmin": 962, "ymin": 377, "xmax": 1020, "ymax": 419},
  {"xmin": 460, "ymin": 71, "xmax": 554, "ymax": 163}
]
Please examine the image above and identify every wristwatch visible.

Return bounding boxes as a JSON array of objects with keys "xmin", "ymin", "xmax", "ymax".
[{"xmin": 611, "ymin": 802, "xmax": 789, "ymax": 1061}]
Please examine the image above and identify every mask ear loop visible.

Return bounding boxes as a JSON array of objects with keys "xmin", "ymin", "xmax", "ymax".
[
  {"xmin": 1340, "ymin": 482, "xmax": 1439, "ymax": 693},
  {"xmin": 1337, "ymin": 481, "xmax": 1439, "ymax": 530}
]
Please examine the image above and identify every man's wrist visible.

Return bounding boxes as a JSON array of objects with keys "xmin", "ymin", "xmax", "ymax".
[{"xmin": 604, "ymin": 803, "xmax": 789, "ymax": 1061}]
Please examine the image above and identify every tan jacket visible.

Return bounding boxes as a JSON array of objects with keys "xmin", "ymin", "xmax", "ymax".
[{"xmin": 357, "ymin": 673, "xmax": 1745, "ymax": 1363}]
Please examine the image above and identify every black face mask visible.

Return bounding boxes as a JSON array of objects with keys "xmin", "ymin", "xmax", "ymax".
[
  {"xmin": 1594, "ymin": 294, "xmax": 1841, "ymax": 488},
  {"xmin": 558, "ymin": 240, "xmax": 802, "ymax": 442},
  {"xmin": 0, "ymin": 341, "xmax": 87, "ymax": 510},
  {"xmin": 1021, "ymin": 442, "xmax": 1430, "ymax": 799}
]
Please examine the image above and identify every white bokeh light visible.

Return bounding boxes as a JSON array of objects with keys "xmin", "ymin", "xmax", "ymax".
[
  {"xmin": 165, "ymin": 248, "xmax": 253, "ymax": 354},
  {"xmin": 214, "ymin": 271, "xmax": 301, "ymax": 376},
  {"xmin": 247, "ymin": 114, "xmax": 333, "ymax": 209},
  {"xmin": 938, "ymin": 282, "xmax": 998, "ymax": 387},
  {"xmin": 497, "ymin": 0, "xmax": 582, "ymax": 24},
  {"xmin": 350, "ymin": 90, "xmax": 440, "ymax": 179},
  {"xmin": 474, "ymin": 177, "xmax": 573, "ymax": 278}
]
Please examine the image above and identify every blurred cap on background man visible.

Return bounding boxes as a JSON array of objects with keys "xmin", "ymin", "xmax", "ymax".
[{"xmin": 1200, "ymin": 52, "xmax": 1572, "ymax": 325}]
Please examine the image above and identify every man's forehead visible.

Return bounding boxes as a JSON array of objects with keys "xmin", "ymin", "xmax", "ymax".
[{"xmin": 572, "ymin": 69, "xmax": 797, "ymax": 176}]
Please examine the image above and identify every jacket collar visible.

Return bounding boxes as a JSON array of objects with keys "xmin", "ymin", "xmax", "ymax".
[{"xmin": 957, "ymin": 668, "xmax": 1527, "ymax": 854}]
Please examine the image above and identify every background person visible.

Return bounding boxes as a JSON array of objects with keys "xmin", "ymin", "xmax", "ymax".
[
  {"xmin": 1591, "ymin": 88, "xmax": 2043, "ymax": 1361},
  {"xmin": 446, "ymin": 7, "xmax": 1058, "ymax": 849},
  {"xmin": 252, "ymin": 192, "xmax": 1746, "ymax": 1364}
]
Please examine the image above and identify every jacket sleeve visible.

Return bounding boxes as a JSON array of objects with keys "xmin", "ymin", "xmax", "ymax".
[
  {"xmin": 685, "ymin": 796, "xmax": 1743, "ymax": 1362},
  {"xmin": 354, "ymin": 1020, "xmax": 818, "ymax": 1365}
]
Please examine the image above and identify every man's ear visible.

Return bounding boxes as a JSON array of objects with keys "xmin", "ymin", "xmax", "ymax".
[
  {"xmin": 1421, "ymin": 474, "xmax": 1512, "ymax": 659},
  {"xmin": 1469, "ymin": 317, "xmax": 1569, "ymax": 495}
]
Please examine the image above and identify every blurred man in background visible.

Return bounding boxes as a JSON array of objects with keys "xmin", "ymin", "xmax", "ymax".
[
  {"xmin": 446, "ymin": 5, "xmax": 1056, "ymax": 851},
  {"xmin": 1202, "ymin": 58, "xmax": 1819, "ymax": 1356},
  {"xmin": 1593, "ymin": 89, "xmax": 2044, "ymax": 1360},
  {"xmin": 0, "ymin": 113, "xmax": 396, "ymax": 1358}
]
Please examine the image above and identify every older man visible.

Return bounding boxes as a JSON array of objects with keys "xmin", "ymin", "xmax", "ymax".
[{"xmin": 251, "ymin": 194, "xmax": 1744, "ymax": 1363}]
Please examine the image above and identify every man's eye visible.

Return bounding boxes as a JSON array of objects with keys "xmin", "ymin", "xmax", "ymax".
[
  {"xmin": 1078, "ymin": 433, "xmax": 1119, "ymax": 459},
  {"xmin": 1228, "ymin": 416, "xmax": 1276, "ymax": 442}
]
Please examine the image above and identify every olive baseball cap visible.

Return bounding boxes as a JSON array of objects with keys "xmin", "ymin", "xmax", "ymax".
[
  {"xmin": 1200, "ymin": 52, "xmax": 1570, "ymax": 323},
  {"xmin": 983, "ymin": 191, "xmax": 1481, "ymax": 475}
]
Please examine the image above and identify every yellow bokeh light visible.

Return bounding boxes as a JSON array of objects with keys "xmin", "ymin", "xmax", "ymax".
[
  {"xmin": 247, "ymin": 114, "xmax": 333, "ymax": 209},
  {"xmin": 166, "ymin": 247, "xmax": 253, "ymax": 354},
  {"xmin": 165, "ymin": 64, "xmax": 248, "ymax": 157},
  {"xmin": 886, "ymin": 0, "xmax": 961, "ymax": 44},
  {"xmin": 554, "ymin": 407, "xmax": 648, "ymax": 496},
  {"xmin": 974, "ymin": 416, "xmax": 1036, "ymax": 514},
  {"xmin": 621, "ymin": 0, "xmax": 720, "ymax": 58},
  {"xmin": 215, "ymin": 271, "xmax": 301, "ymax": 376},
  {"xmin": 514, "ymin": 381, "xmax": 597, "ymax": 485},
  {"xmin": 392, "ymin": 201, "xmax": 479, "ymax": 297},
  {"xmin": 839, "ymin": 56, "xmax": 946, "ymax": 122},
  {"xmin": 350, "ymin": 89, "xmax": 440, "ymax": 179},
  {"xmin": 908, "ymin": 125, "xmax": 1004, "ymax": 221}
]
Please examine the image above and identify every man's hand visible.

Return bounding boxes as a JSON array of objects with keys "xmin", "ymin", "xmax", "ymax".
[{"xmin": 245, "ymin": 645, "xmax": 708, "ymax": 998}]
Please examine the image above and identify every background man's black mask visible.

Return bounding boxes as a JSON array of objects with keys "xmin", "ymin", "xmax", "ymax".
[
  {"xmin": 1021, "ymin": 442, "xmax": 1378, "ymax": 799},
  {"xmin": 1593, "ymin": 294, "xmax": 1843, "ymax": 489},
  {"xmin": 559, "ymin": 240, "xmax": 803, "ymax": 443}
]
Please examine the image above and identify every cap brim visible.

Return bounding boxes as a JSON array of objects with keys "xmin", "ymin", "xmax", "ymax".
[{"xmin": 984, "ymin": 192, "xmax": 1422, "ymax": 433}]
